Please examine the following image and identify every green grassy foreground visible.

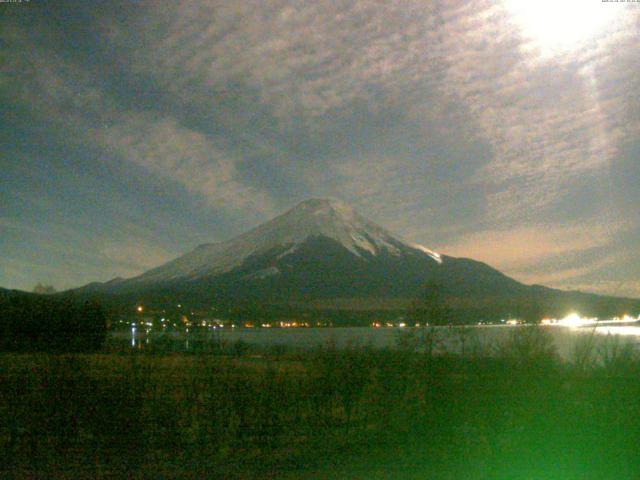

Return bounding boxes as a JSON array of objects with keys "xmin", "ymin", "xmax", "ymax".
[{"xmin": 1, "ymin": 328, "xmax": 640, "ymax": 479}]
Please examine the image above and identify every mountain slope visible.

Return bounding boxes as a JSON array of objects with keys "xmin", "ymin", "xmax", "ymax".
[{"xmin": 123, "ymin": 198, "xmax": 441, "ymax": 287}]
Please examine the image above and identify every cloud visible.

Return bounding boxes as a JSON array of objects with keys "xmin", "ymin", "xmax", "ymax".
[
  {"xmin": 97, "ymin": 238, "xmax": 177, "ymax": 273},
  {"xmin": 98, "ymin": 0, "xmax": 640, "ymax": 229},
  {"xmin": 94, "ymin": 113, "xmax": 277, "ymax": 216},
  {"xmin": 559, "ymin": 280, "xmax": 640, "ymax": 300},
  {"xmin": 1, "ymin": 21, "xmax": 278, "ymax": 222},
  {"xmin": 438, "ymin": 220, "xmax": 629, "ymax": 293},
  {"xmin": 0, "ymin": 25, "xmax": 118, "ymax": 125},
  {"xmin": 438, "ymin": 2, "xmax": 640, "ymax": 223},
  {"xmin": 105, "ymin": 1, "xmax": 444, "ymax": 126}
]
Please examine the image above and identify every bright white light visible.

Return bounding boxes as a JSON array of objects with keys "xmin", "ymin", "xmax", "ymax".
[
  {"xmin": 504, "ymin": 0, "xmax": 622, "ymax": 57},
  {"xmin": 558, "ymin": 313, "xmax": 586, "ymax": 328}
]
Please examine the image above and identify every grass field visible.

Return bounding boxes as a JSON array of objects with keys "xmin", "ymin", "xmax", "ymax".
[{"xmin": 1, "ymin": 327, "xmax": 640, "ymax": 479}]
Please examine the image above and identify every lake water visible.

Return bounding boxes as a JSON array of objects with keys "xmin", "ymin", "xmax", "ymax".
[{"xmin": 112, "ymin": 323, "xmax": 640, "ymax": 361}]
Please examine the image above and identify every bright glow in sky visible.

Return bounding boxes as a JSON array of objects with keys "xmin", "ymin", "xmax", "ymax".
[{"xmin": 505, "ymin": 0, "xmax": 623, "ymax": 57}]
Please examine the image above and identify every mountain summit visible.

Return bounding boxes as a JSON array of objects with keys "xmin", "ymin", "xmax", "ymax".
[{"xmin": 127, "ymin": 198, "xmax": 441, "ymax": 286}]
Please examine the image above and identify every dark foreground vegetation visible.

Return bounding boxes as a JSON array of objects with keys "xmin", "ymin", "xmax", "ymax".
[
  {"xmin": 1, "ymin": 328, "xmax": 640, "ymax": 479},
  {"xmin": 0, "ymin": 289, "xmax": 107, "ymax": 352}
]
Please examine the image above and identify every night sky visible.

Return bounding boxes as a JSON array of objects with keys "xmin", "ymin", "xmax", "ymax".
[{"xmin": 1, "ymin": 0, "xmax": 639, "ymax": 297}]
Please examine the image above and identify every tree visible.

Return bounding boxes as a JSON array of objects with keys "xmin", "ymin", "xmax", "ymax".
[
  {"xmin": 0, "ymin": 293, "xmax": 107, "ymax": 352},
  {"xmin": 80, "ymin": 300, "xmax": 108, "ymax": 352},
  {"xmin": 33, "ymin": 283, "xmax": 57, "ymax": 295},
  {"xmin": 408, "ymin": 283, "xmax": 453, "ymax": 327},
  {"xmin": 406, "ymin": 283, "xmax": 453, "ymax": 357}
]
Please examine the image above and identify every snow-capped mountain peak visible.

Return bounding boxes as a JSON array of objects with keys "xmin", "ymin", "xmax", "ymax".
[
  {"xmin": 257, "ymin": 198, "xmax": 400, "ymax": 257},
  {"xmin": 128, "ymin": 198, "xmax": 441, "ymax": 285}
]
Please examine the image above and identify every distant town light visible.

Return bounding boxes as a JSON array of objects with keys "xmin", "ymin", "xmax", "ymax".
[
  {"xmin": 136, "ymin": 306, "xmax": 143, "ymax": 313},
  {"xmin": 558, "ymin": 313, "xmax": 585, "ymax": 328}
]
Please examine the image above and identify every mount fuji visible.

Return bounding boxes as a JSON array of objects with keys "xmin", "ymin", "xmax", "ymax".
[
  {"xmin": 126, "ymin": 198, "xmax": 443, "ymax": 285},
  {"xmin": 75, "ymin": 198, "xmax": 639, "ymax": 321}
]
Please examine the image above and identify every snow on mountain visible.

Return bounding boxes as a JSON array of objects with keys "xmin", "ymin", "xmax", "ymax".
[{"xmin": 127, "ymin": 198, "xmax": 441, "ymax": 285}]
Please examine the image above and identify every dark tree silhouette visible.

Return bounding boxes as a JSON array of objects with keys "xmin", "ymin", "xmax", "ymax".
[
  {"xmin": 408, "ymin": 283, "xmax": 453, "ymax": 327},
  {"xmin": 33, "ymin": 283, "xmax": 57, "ymax": 295},
  {"xmin": 0, "ymin": 293, "xmax": 107, "ymax": 352}
]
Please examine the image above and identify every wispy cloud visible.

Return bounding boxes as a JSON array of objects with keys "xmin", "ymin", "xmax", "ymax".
[
  {"xmin": 1, "ymin": 22, "xmax": 278, "ymax": 221},
  {"xmin": 95, "ymin": 113, "xmax": 277, "ymax": 216},
  {"xmin": 440, "ymin": 221, "xmax": 620, "ymax": 267}
]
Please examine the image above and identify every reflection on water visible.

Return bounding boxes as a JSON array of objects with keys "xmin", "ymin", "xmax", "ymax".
[
  {"xmin": 112, "ymin": 321, "xmax": 640, "ymax": 360},
  {"xmin": 593, "ymin": 326, "xmax": 640, "ymax": 337}
]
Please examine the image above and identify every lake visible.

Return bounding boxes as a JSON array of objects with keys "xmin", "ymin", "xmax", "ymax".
[{"xmin": 112, "ymin": 323, "xmax": 640, "ymax": 360}]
